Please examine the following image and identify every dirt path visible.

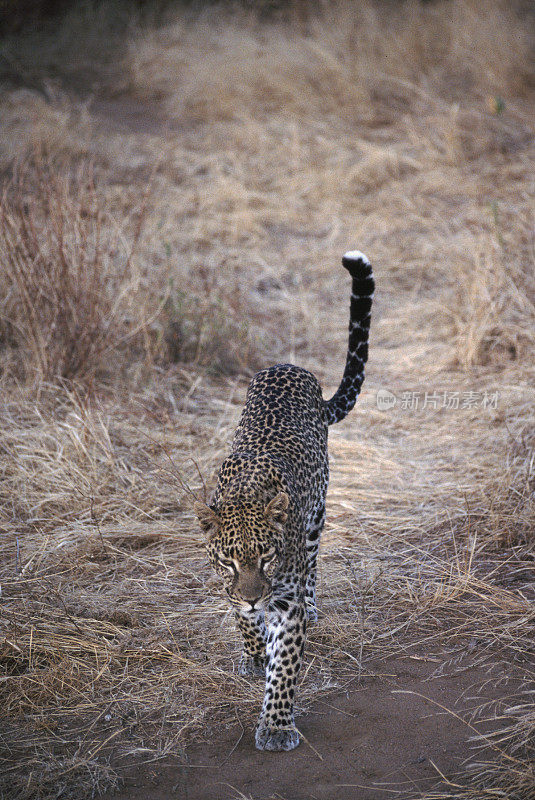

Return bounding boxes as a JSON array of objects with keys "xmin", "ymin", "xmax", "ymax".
[{"xmin": 104, "ymin": 654, "xmax": 507, "ymax": 800}]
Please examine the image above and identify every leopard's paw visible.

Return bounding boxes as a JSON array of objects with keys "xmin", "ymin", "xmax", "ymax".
[
  {"xmin": 238, "ymin": 654, "xmax": 265, "ymax": 678},
  {"xmin": 255, "ymin": 725, "xmax": 300, "ymax": 752}
]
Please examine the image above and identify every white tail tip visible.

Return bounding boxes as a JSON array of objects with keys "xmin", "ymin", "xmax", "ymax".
[{"xmin": 343, "ymin": 250, "xmax": 370, "ymax": 265}]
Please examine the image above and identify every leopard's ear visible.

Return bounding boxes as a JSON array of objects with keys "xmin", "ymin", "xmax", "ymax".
[
  {"xmin": 264, "ymin": 491, "xmax": 289, "ymax": 526},
  {"xmin": 194, "ymin": 501, "xmax": 220, "ymax": 536}
]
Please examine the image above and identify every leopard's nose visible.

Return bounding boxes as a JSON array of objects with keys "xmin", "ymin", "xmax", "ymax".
[
  {"xmin": 248, "ymin": 584, "xmax": 272, "ymax": 610},
  {"xmin": 242, "ymin": 590, "xmax": 264, "ymax": 608},
  {"xmin": 237, "ymin": 568, "xmax": 268, "ymax": 606}
]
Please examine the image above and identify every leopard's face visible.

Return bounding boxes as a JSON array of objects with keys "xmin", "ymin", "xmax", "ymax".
[
  {"xmin": 194, "ymin": 492, "xmax": 289, "ymax": 611},
  {"xmin": 208, "ymin": 533, "xmax": 280, "ymax": 610}
]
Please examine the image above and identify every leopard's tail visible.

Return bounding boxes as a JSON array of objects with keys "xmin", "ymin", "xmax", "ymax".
[{"xmin": 324, "ymin": 251, "xmax": 374, "ymax": 425}]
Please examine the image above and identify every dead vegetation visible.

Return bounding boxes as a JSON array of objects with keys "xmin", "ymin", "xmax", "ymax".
[
  {"xmin": 0, "ymin": 163, "xmax": 151, "ymax": 385},
  {"xmin": 0, "ymin": 1, "xmax": 534, "ymax": 798}
]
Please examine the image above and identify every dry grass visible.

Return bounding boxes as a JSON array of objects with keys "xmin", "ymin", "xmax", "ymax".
[
  {"xmin": 1, "ymin": 1, "xmax": 534, "ymax": 798},
  {"xmin": 0, "ymin": 157, "xmax": 269, "ymax": 387},
  {"xmin": 0, "ymin": 162, "xmax": 151, "ymax": 386}
]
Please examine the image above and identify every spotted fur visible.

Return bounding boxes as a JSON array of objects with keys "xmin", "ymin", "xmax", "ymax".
[{"xmin": 194, "ymin": 251, "xmax": 374, "ymax": 751}]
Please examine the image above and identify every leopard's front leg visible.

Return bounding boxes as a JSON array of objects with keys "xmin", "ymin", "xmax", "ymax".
[
  {"xmin": 255, "ymin": 595, "xmax": 306, "ymax": 751},
  {"xmin": 235, "ymin": 607, "xmax": 267, "ymax": 677}
]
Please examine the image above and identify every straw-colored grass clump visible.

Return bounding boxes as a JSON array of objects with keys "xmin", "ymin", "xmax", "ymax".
[{"xmin": 1, "ymin": 1, "xmax": 534, "ymax": 798}]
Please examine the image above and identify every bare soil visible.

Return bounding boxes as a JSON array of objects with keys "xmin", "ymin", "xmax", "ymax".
[{"xmin": 103, "ymin": 654, "xmax": 512, "ymax": 800}]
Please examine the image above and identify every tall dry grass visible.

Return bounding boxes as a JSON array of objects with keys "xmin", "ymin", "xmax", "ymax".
[
  {"xmin": 0, "ymin": 160, "xmax": 269, "ymax": 388},
  {"xmin": 124, "ymin": 0, "xmax": 532, "ymax": 124},
  {"xmin": 0, "ymin": 1, "xmax": 534, "ymax": 798},
  {"xmin": 0, "ymin": 163, "xmax": 151, "ymax": 385}
]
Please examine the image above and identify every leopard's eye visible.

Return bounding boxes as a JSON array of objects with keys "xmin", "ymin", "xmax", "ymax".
[
  {"xmin": 260, "ymin": 550, "xmax": 277, "ymax": 570},
  {"xmin": 217, "ymin": 556, "xmax": 235, "ymax": 572}
]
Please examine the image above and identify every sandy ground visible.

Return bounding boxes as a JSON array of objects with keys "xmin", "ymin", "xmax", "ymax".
[{"xmin": 103, "ymin": 654, "xmax": 514, "ymax": 800}]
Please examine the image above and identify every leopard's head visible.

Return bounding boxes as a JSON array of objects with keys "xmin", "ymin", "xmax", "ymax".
[{"xmin": 194, "ymin": 492, "xmax": 289, "ymax": 611}]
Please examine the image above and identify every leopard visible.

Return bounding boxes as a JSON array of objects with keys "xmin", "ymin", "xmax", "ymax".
[{"xmin": 194, "ymin": 251, "xmax": 374, "ymax": 752}]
